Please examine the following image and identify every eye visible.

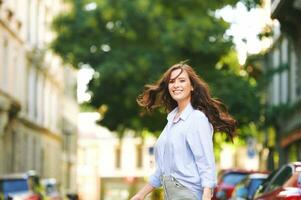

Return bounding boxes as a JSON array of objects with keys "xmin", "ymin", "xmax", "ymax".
[
  {"xmin": 179, "ymin": 79, "xmax": 186, "ymax": 83},
  {"xmin": 169, "ymin": 79, "xmax": 175, "ymax": 84}
]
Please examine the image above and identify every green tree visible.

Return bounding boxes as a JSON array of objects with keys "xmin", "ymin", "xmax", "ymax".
[{"xmin": 51, "ymin": 0, "xmax": 261, "ymax": 137}]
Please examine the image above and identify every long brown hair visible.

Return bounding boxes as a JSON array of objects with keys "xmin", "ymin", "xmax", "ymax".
[{"xmin": 137, "ymin": 62, "xmax": 237, "ymax": 141}]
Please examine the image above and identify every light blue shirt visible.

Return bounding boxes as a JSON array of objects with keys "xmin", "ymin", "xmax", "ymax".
[{"xmin": 149, "ymin": 103, "xmax": 217, "ymax": 200}]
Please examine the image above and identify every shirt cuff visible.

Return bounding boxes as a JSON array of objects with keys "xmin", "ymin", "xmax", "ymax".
[
  {"xmin": 149, "ymin": 175, "xmax": 162, "ymax": 188},
  {"xmin": 201, "ymin": 181, "xmax": 216, "ymax": 188}
]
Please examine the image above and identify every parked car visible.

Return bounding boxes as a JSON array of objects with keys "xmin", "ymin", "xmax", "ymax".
[
  {"xmin": 254, "ymin": 161, "xmax": 301, "ymax": 200},
  {"xmin": 277, "ymin": 186, "xmax": 301, "ymax": 200},
  {"xmin": 230, "ymin": 172, "xmax": 269, "ymax": 200},
  {"xmin": 0, "ymin": 170, "xmax": 42, "ymax": 200},
  {"xmin": 41, "ymin": 178, "xmax": 61, "ymax": 200},
  {"xmin": 213, "ymin": 169, "xmax": 253, "ymax": 200},
  {"xmin": 66, "ymin": 193, "xmax": 79, "ymax": 200},
  {"xmin": 277, "ymin": 170, "xmax": 301, "ymax": 198}
]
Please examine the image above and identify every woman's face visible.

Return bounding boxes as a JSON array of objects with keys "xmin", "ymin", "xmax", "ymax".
[{"xmin": 168, "ymin": 68, "xmax": 193, "ymax": 104}]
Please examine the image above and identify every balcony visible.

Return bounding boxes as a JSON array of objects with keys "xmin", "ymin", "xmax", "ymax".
[
  {"xmin": 271, "ymin": 0, "xmax": 301, "ymax": 19},
  {"xmin": 271, "ymin": 0, "xmax": 283, "ymax": 18}
]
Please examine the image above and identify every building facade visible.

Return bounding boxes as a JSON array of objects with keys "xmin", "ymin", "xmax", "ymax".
[
  {"xmin": 0, "ymin": 0, "xmax": 78, "ymax": 196},
  {"xmin": 264, "ymin": 0, "xmax": 301, "ymax": 168},
  {"xmin": 77, "ymin": 113, "xmax": 156, "ymax": 200}
]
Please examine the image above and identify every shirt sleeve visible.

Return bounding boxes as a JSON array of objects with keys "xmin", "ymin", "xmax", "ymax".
[
  {"xmin": 186, "ymin": 111, "xmax": 217, "ymax": 188},
  {"xmin": 149, "ymin": 166, "xmax": 162, "ymax": 188}
]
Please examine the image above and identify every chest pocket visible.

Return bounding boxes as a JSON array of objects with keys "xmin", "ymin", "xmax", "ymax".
[{"xmin": 169, "ymin": 129, "xmax": 187, "ymax": 154}]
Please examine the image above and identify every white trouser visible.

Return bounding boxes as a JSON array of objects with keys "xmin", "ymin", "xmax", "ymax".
[{"xmin": 161, "ymin": 176, "xmax": 197, "ymax": 200}]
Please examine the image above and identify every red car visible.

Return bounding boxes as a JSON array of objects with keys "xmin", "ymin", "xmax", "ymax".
[
  {"xmin": 254, "ymin": 162, "xmax": 301, "ymax": 200},
  {"xmin": 213, "ymin": 169, "xmax": 254, "ymax": 200},
  {"xmin": 230, "ymin": 172, "xmax": 269, "ymax": 200}
]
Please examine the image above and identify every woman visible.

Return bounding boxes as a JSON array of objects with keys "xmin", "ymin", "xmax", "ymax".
[{"xmin": 131, "ymin": 62, "xmax": 236, "ymax": 200}]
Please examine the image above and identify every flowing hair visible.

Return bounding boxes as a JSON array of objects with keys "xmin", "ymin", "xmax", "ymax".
[{"xmin": 137, "ymin": 62, "xmax": 237, "ymax": 141}]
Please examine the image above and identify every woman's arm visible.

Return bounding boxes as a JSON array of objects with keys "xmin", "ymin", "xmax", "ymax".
[
  {"xmin": 202, "ymin": 187, "xmax": 214, "ymax": 200},
  {"xmin": 130, "ymin": 183, "xmax": 155, "ymax": 200},
  {"xmin": 131, "ymin": 167, "xmax": 161, "ymax": 200},
  {"xmin": 186, "ymin": 111, "xmax": 217, "ymax": 199}
]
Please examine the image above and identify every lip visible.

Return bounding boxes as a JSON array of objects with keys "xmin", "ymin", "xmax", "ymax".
[{"xmin": 173, "ymin": 90, "xmax": 183, "ymax": 95}]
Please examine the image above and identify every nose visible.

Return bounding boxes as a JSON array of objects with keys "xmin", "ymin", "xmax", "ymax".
[{"xmin": 173, "ymin": 80, "xmax": 179, "ymax": 88}]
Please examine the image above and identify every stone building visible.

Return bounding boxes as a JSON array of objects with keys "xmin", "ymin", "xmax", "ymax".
[
  {"xmin": 77, "ymin": 113, "xmax": 156, "ymax": 200},
  {"xmin": 0, "ymin": 0, "xmax": 78, "ymax": 195},
  {"xmin": 264, "ymin": 0, "xmax": 301, "ymax": 168}
]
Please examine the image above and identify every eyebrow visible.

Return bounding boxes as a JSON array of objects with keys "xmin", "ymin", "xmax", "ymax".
[
  {"xmin": 170, "ymin": 74, "xmax": 186, "ymax": 81},
  {"xmin": 169, "ymin": 68, "xmax": 183, "ymax": 81}
]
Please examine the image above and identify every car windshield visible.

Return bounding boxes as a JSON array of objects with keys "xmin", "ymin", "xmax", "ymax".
[
  {"xmin": 0, "ymin": 179, "xmax": 28, "ymax": 197},
  {"xmin": 223, "ymin": 173, "xmax": 248, "ymax": 185},
  {"xmin": 266, "ymin": 166, "xmax": 292, "ymax": 191},
  {"xmin": 254, "ymin": 170, "xmax": 277, "ymax": 198},
  {"xmin": 248, "ymin": 178, "xmax": 266, "ymax": 198}
]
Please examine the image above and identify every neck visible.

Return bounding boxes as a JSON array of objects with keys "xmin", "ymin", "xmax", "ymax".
[{"xmin": 177, "ymin": 98, "xmax": 190, "ymax": 113}]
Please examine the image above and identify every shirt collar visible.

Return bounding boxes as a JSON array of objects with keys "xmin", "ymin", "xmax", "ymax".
[{"xmin": 167, "ymin": 102, "xmax": 194, "ymax": 122}]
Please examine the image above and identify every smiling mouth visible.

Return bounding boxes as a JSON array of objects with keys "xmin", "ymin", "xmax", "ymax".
[{"xmin": 173, "ymin": 90, "xmax": 183, "ymax": 95}]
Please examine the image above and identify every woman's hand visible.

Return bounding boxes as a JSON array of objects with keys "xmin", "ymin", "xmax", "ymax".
[
  {"xmin": 130, "ymin": 194, "xmax": 144, "ymax": 200},
  {"xmin": 202, "ymin": 187, "xmax": 213, "ymax": 200},
  {"xmin": 130, "ymin": 183, "xmax": 154, "ymax": 200}
]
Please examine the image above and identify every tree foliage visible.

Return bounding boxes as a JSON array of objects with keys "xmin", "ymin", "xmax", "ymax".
[{"xmin": 51, "ymin": 0, "xmax": 262, "ymax": 137}]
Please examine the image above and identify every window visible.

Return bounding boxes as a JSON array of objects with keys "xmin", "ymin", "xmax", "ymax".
[
  {"xmin": 297, "ymin": 141, "xmax": 301, "ymax": 161},
  {"xmin": 288, "ymin": 144, "xmax": 298, "ymax": 162},
  {"xmin": 36, "ymin": 74, "xmax": 44, "ymax": 123},
  {"xmin": 115, "ymin": 145, "xmax": 121, "ymax": 169},
  {"xmin": 40, "ymin": 147, "xmax": 45, "ymax": 178},
  {"xmin": 34, "ymin": 71, "xmax": 38, "ymax": 120},
  {"xmin": 266, "ymin": 166, "xmax": 292, "ymax": 192},
  {"xmin": 27, "ymin": 66, "xmax": 35, "ymax": 119},
  {"xmin": 26, "ymin": 0, "xmax": 31, "ymax": 42},
  {"xmin": 1, "ymin": 39, "xmax": 9, "ymax": 90},
  {"xmin": 35, "ymin": 0, "xmax": 39, "ymax": 45},
  {"xmin": 248, "ymin": 178, "xmax": 266, "ymax": 199},
  {"xmin": 11, "ymin": 46, "xmax": 18, "ymax": 98},
  {"xmin": 254, "ymin": 170, "xmax": 277, "ymax": 198},
  {"xmin": 280, "ymin": 38, "xmax": 289, "ymax": 104},
  {"xmin": 296, "ymin": 49, "xmax": 301, "ymax": 98},
  {"xmin": 136, "ymin": 144, "xmax": 143, "ymax": 168},
  {"xmin": 270, "ymin": 47, "xmax": 281, "ymax": 106},
  {"xmin": 222, "ymin": 173, "xmax": 248, "ymax": 185},
  {"xmin": 148, "ymin": 147, "xmax": 154, "ymax": 155}
]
